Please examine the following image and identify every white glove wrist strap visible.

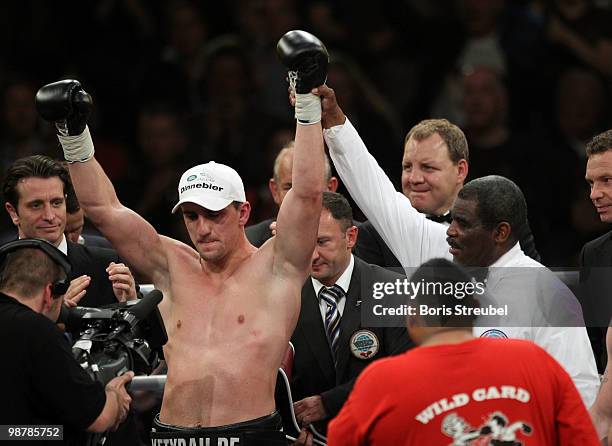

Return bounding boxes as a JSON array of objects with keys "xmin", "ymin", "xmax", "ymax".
[
  {"xmin": 58, "ymin": 125, "xmax": 95, "ymax": 163},
  {"xmin": 295, "ymin": 93, "xmax": 322, "ymax": 125}
]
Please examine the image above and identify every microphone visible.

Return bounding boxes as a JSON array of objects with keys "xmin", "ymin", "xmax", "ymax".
[
  {"xmin": 128, "ymin": 289, "xmax": 163, "ymax": 322},
  {"xmin": 107, "ymin": 289, "xmax": 164, "ymax": 341}
]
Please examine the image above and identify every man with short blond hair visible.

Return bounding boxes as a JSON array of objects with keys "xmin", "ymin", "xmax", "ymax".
[
  {"xmin": 355, "ymin": 118, "xmax": 469, "ymax": 268},
  {"xmin": 354, "ymin": 111, "xmax": 540, "ymax": 269}
]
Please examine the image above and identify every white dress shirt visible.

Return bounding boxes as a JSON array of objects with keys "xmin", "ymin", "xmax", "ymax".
[
  {"xmin": 19, "ymin": 233, "xmax": 68, "ymax": 255},
  {"xmin": 311, "ymin": 254, "xmax": 354, "ymax": 322},
  {"xmin": 57, "ymin": 234, "xmax": 68, "ymax": 255}
]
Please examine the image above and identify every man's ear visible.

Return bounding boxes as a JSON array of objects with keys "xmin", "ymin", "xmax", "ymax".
[
  {"xmin": 493, "ymin": 222, "xmax": 511, "ymax": 244},
  {"xmin": 41, "ymin": 283, "xmax": 54, "ymax": 313},
  {"xmin": 5, "ymin": 202, "xmax": 19, "ymax": 226},
  {"xmin": 346, "ymin": 225, "xmax": 358, "ymax": 250},
  {"xmin": 269, "ymin": 178, "xmax": 282, "ymax": 206},
  {"xmin": 327, "ymin": 176, "xmax": 339, "ymax": 192},
  {"xmin": 456, "ymin": 159, "xmax": 468, "ymax": 185},
  {"xmin": 238, "ymin": 202, "xmax": 252, "ymax": 226},
  {"xmin": 406, "ymin": 314, "xmax": 425, "ymax": 345}
]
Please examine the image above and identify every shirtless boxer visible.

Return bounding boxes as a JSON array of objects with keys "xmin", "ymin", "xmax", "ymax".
[{"xmin": 35, "ymin": 30, "xmax": 328, "ymax": 445}]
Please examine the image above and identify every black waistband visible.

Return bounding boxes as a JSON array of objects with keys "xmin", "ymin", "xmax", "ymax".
[{"xmin": 151, "ymin": 411, "xmax": 286, "ymax": 446}]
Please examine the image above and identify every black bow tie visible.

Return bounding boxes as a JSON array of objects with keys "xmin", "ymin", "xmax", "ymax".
[{"xmin": 426, "ymin": 213, "xmax": 452, "ymax": 224}]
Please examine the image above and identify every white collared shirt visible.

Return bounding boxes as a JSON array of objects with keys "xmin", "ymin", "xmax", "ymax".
[
  {"xmin": 324, "ymin": 119, "xmax": 450, "ymax": 268},
  {"xmin": 57, "ymin": 234, "xmax": 68, "ymax": 255},
  {"xmin": 311, "ymin": 254, "xmax": 354, "ymax": 321},
  {"xmin": 19, "ymin": 233, "xmax": 68, "ymax": 254}
]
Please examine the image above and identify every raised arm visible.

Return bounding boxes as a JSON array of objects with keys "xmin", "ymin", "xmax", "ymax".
[
  {"xmin": 273, "ymin": 31, "xmax": 327, "ymax": 278},
  {"xmin": 36, "ymin": 80, "xmax": 169, "ymax": 285},
  {"xmin": 591, "ymin": 327, "xmax": 612, "ymax": 442},
  {"xmin": 318, "ymin": 86, "xmax": 448, "ymax": 267}
]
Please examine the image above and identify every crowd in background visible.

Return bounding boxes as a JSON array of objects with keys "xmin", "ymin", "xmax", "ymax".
[{"xmin": 1, "ymin": 0, "xmax": 612, "ymax": 265}]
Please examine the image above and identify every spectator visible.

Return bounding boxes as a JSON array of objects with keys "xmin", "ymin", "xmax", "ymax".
[{"xmin": 580, "ymin": 130, "xmax": 612, "ymax": 373}]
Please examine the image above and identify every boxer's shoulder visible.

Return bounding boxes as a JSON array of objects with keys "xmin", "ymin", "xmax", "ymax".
[{"xmin": 161, "ymin": 236, "xmax": 200, "ymax": 265}]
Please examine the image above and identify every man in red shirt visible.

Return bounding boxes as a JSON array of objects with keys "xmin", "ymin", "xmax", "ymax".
[{"xmin": 328, "ymin": 258, "xmax": 599, "ymax": 445}]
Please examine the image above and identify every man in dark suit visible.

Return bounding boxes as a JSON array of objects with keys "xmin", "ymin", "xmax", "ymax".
[
  {"xmin": 581, "ymin": 129, "xmax": 612, "ymax": 372},
  {"xmin": 246, "ymin": 143, "xmax": 338, "ymax": 247},
  {"xmin": 2, "ymin": 155, "xmax": 137, "ymax": 308},
  {"xmin": 290, "ymin": 192, "xmax": 412, "ymax": 436}
]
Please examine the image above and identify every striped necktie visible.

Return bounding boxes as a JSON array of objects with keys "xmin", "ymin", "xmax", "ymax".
[{"xmin": 319, "ymin": 284, "xmax": 344, "ymax": 360}]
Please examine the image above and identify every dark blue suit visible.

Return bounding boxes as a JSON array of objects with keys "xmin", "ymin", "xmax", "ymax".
[{"xmin": 290, "ymin": 256, "xmax": 413, "ymax": 433}]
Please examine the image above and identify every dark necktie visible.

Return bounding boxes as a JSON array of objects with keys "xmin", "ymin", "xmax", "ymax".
[
  {"xmin": 426, "ymin": 212, "xmax": 452, "ymax": 224},
  {"xmin": 318, "ymin": 284, "xmax": 344, "ymax": 360}
]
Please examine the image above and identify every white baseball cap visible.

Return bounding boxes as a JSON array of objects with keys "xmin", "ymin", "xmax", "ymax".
[{"xmin": 171, "ymin": 161, "xmax": 246, "ymax": 213}]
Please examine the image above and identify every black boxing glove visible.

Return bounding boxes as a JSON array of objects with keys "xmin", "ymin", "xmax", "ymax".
[
  {"xmin": 277, "ymin": 30, "xmax": 329, "ymax": 94},
  {"xmin": 36, "ymin": 79, "xmax": 92, "ymax": 136},
  {"xmin": 36, "ymin": 80, "xmax": 95, "ymax": 162},
  {"xmin": 277, "ymin": 30, "xmax": 329, "ymax": 125}
]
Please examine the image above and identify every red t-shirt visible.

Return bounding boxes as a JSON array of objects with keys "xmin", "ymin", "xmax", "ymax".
[{"xmin": 328, "ymin": 338, "xmax": 599, "ymax": 445}]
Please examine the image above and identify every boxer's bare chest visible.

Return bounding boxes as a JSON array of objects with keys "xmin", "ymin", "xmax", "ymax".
[
  {"xmin": 159, "ymin": 253, "xmax": 296, "ymax": 357},
  {"xmin": 155, "ymin": 242, "xmax": 301, "ymax": 425}
]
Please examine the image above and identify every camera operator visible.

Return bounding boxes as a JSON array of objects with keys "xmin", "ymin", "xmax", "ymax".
[{"xmin": 0, "ymin": 238, "xmax": 133, "ymax": 445}]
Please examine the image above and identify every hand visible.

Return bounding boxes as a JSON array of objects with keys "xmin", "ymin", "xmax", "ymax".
[
  {"xmin": 314, "ymin": 85, "xmax": 346, "ymax": 129},
  {"xmin": 269, "ymin": 220, "xmax": 277, "ymax": 237},
  {"xmin": 63, "ymin": 275, "xmax": 91, "ymax": 308},
  {"xmin": 106, "ymin": 371, "xmax": 134, "ymax": 431},
  {"xmin": 293, "ymin": 428, "xmax": 314, "ymax": 446},
  {"xmin": 591, "ymin": 407, "xmax": 612, "ymax": 444},
  {"xmin": 107, "ymin": 262, "xmax": 137, "ymax": 302},
  {"xmin": 294, "ymin": 396, "xmax": 327, "ymax": 426},
  {"xmin": 290, "ymin": 85, "xmax": 346, "ymax": 129}
]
